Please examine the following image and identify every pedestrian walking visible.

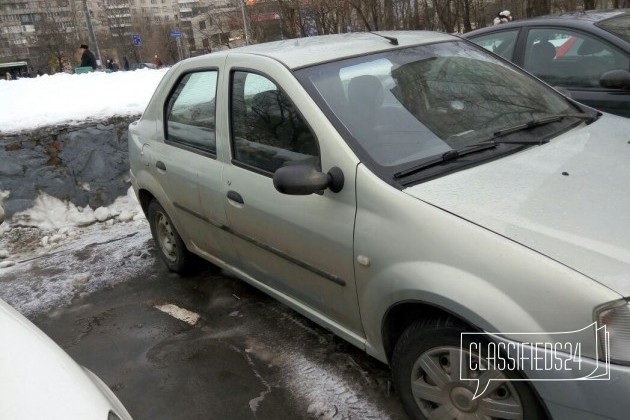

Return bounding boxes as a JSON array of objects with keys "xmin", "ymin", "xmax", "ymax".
[
  {"xmin": 123, "ymin": 56, "xmax": 130, "ymax": 71},
  {"xmin": 154, "ymin": 54, "xmax": 163, "ymax": 69},
  {"xmin": 79, "ymin": 44, "xmax": 97, "ymax": 70}
]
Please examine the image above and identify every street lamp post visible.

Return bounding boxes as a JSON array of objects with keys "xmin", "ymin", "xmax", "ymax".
[
  {"xmin": 82, "ymin": 0, "xmax": 102, "ymax": 67},
  {"xmin": 239, "ymin": 0, "xmax": 250, "ymax": 46}
]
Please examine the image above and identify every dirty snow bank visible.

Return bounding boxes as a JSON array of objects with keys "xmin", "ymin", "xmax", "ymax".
[
  {"xmin": 0, "ymin": 187, "xmax": 153, "ymax": 316},
  {"xmin": 10, "ymin": 187, "xmax": 143, "ymax": 232},
  {"xmin": 0, "ymin": 187, "xmax": 149, "ymax": 315}
]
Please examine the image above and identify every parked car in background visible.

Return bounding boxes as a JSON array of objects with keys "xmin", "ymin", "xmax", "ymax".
[
  {"xmin": 0, "ymin": 299, "xmax": 132, "ymax": 419},
  {"xmin": 464, "ymin": 9, "xmax": 630, "ymax": 117},
  {"xmin": 129, "ymin": 31, "xmax": 630, "ymax": 420}
]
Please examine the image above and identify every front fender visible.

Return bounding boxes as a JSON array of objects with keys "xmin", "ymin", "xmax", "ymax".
[
  {"xmin": 354, "ymin": 164, "xmax": 619, "ymax": 363},
  {"xmin": 361, "ymin": 261, "xmax": 547, "ymax": 362}
]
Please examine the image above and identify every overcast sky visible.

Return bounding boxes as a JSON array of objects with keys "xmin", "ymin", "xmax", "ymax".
[{"xmin": 0, "ymin": 68, "xmax": 168, "ymax": 134}]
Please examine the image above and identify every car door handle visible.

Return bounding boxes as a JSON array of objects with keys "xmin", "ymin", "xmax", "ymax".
[
  {"xmin": 156, "ymin": 161, "xmax": 166, "ymax": 171},
  {"xmin": 227, "ymin": 190, "xmax": 244, "ymax": 204}
]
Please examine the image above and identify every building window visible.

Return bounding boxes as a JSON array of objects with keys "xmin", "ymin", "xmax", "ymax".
[{"xmin": 199, "ymin": 20, "xmax": 206, "ymax": 30}]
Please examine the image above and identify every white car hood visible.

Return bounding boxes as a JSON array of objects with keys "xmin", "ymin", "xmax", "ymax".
[
  {"xmin": 0, "ymin": 299, "xmax": 131, "ymax": 419},
  {"xmin": 406, "ymin": 114, "xmax": 630, "ymax": 296}
]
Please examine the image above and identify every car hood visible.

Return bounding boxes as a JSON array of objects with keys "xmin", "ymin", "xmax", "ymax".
[
  {"xmin": 405, "ymin": 114, "xmax": 630, "ymax": 296},
  {"xmin": 0, "ymin": 299, "xmax": 131, "ymax": 419}
]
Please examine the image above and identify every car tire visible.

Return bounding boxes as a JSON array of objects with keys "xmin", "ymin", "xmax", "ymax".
[
  {"xmin": 148, "ymin": 200, "xmax": 197, "ymax": 274},
  {"xmin": 391, "ymin": 317, "xmax": 547, "ymax": 420}
]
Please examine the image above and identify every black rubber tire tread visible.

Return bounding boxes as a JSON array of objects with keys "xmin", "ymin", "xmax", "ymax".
[
  {"xmin": 391, "ymin": 316, "xmax": 547, "ymax": 420},
  {"xmin": 148, "ymin": 200, "xmax": 196, "ymax": 274}
]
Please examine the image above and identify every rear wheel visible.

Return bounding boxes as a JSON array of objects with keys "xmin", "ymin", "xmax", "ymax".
[
  {"xmin": 148, "ymin": 200, "xmax": 195, "ymax": 274},
  {"xmin": 391, "ymin": 318, "xmax": 546, "ymax": 420}
]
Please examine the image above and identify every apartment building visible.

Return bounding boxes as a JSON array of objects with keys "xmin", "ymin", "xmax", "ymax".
[
  {"xmin": 0, "ymin": 0, "xmax": 90, "ymax": 72},
  {"xmin": 0, "ymin": 0, "xmax": 217, "ymax": 72}
]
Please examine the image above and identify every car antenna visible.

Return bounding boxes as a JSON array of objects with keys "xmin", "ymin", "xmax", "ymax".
[{"xmin": 369, "ymin": 32, "xmax": 398, "ymax": 45}]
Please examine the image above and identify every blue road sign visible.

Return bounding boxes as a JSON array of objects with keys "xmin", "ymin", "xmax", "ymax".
[
  {"xmin": 169, "ymin": 31, "xmax": 182, "ymax": 39},
  {"xmin": 132, "ymin": 34, "xmax": 142, "ymax": 46}
]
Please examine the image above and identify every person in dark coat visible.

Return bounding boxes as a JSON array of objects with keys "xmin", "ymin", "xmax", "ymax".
[
  {"xmin": 79, "ymin": 44, "xmax": 97, "ymax": 70},
  {"xmin": 123, "ymin": 56, "xmax": 130, "ymax": 71}
]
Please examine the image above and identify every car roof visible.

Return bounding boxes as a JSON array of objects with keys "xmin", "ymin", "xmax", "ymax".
[
  {"xmin": 463, "ymin": 8, "xmax": 629, "ymax": 36},
  {"xmin": 186, "ymin": 31, "xmax": 456, "ymax": 70},
  {"xmin": 547, "ymin": 8, "xmax": 628, "ymax": 22}
]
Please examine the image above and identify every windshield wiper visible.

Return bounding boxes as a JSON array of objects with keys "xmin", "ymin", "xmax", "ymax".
[
  {"xmin": 394, "ymin": 113, "xmax": 597, "ymax": 180},
  {"xmin": 393, "ymin": 141, "xmax": 504, "ymax": 179},
  {"xmin": 492, "ymin": 113, "xmax": 595, "ymax": 138}
]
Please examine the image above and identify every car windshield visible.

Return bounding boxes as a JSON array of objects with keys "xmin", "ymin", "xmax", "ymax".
[
  {"xmin": 295, "ymin": 40, "xmax": 576, "ymax": 169},
  {"xmin": 597, "ymin": 13, "xmax": 630, "ymax": 43}
]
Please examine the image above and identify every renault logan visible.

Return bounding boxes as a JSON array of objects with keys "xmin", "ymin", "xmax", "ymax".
[{"xmin": 129, "ymin": 32, "xmax": 630, "ymax": 420}]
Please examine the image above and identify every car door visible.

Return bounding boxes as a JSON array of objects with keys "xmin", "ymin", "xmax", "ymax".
[
  {"xmin": 219, "ymin": 53, "xmax": 364, "ymax": 344},
  {"xmin": 521, "ymin": 27, "xmax": 630, "ymax": 117},
  {"xmin": 155, "ymin": 68, "xmax": 236, "ymax": 266}
]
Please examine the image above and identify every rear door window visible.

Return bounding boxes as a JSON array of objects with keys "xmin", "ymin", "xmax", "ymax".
[{"xmin": 165, "ymin": 70, "xmax": 218, "ymax": 154}]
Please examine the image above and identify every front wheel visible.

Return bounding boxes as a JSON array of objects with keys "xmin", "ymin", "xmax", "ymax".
[{"xmin": 391, "ymin": 318, "xmax": 546, "ymax": 420}]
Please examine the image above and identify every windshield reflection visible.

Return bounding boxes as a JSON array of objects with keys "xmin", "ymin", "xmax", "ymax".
[{"xmin": 297, "ymin": 41, "xmax": 575, "ymax": 168}]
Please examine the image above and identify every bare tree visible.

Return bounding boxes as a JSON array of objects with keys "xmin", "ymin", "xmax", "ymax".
[
  {"xmin": 525, "ymin": 0, "xmax": 551, "ymax": 17},
  {"xmin": 99, "ymin": 0, "xmax": 135, "ymax": 66},
  {"xmin": 34, "ymin": 1, "xmax": 81, "ymax": 72},
  {"xmin": 127, "ymin": 10, "xmax": 176, "ymax": 65}
]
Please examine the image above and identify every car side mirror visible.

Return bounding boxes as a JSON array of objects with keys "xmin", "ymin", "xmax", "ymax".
[
  {"xmin": 600, "ymin": 69, "xmax": 630, "ymax": 90},
  {"xmin": 273, "ymin": 164, "xmax": 344, "ymax": 195}
]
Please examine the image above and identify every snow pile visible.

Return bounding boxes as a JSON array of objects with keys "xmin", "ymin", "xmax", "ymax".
[
  {"xmin": 11, "ymin": 187, "xmax": 143, "ymax": 231},
  {"xmin": 0, "ymin": 187, "xmax": 153, "ymax": 316},
  {"xmin": 0, "ymin": 68, "xmax": 168, "ymax": 134},
  {"xmin": 0, "ymin": 187, "xmax": 145, "ymax": 265}
]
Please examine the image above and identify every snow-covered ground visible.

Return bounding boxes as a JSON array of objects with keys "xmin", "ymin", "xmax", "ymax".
[{"xmin": 0, "ymin": 68, "xmax": 168, "ymax": 134}]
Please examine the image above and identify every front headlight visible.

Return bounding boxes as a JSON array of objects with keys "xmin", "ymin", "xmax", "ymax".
[{"xmin": 596, "ymin": 298, "xmax": 630, "ymax": 365}]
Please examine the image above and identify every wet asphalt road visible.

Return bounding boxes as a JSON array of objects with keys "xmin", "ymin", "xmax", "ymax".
[{"xmin": 31, "ymin": 242, "xmax": 409, "ymax": 420}]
